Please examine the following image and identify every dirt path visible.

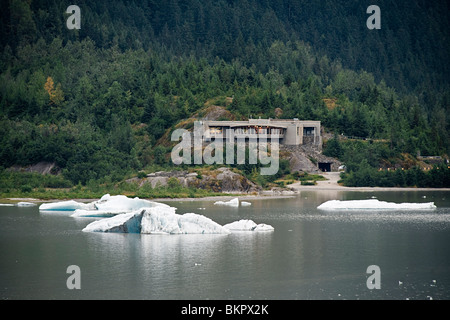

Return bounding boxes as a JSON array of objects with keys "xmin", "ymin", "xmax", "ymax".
[{"xmin": 287, "ymin": 172, "xmax": 342, "ymax": 190}]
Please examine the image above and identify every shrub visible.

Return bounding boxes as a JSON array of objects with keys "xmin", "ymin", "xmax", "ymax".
[{"xmin": 21, "ymin": 185, "xmax": 32, "ymax": 193}]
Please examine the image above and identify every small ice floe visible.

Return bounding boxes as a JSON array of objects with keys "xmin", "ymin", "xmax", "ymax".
[
  {"xmin": 39, "ymin": 194, "xmax": 171, "ymax": 217},
  {"xmin": 82, "ymin": 206, "xmax": 230, "ymax": 235},
  {"xmin": 317, "ymin": 199, "xmax": 436, "ymax": 210},
  {"xmin": 213, "ymin": 198, "xmax": 252, "ymax": 207},
  {"xmin": 214, "ymin": 198, "xmax": 239, "ymax": 207},
  {"xmin": 39, "ymin": 199, "xmax": 94, "ymax": 211},
  {"xmin": 0, "ymin": 202, "xmax": 36, "ymax": 207},
  {"xmin": 223, "ymin": 219, "xmax": 274, "ymax": 232},
  {"xmin": 16, "ymin": 202, "xmax": 37, "ymax": 207}
]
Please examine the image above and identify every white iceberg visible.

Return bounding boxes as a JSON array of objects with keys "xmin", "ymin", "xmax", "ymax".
[
  {"xmin": 223, "ymin": 219, "xmax": 274, "ymax": 232},
  {"xmin": 83, "ymin": 206, "xmax": 230, "ymax": 235},
  {"xmin": 317, "ymin": 199, "xmax": 437, "ymax": 210},
  {"xmin": 39, "ymin": 200, "xmax": 94, "ymax": 211},
  {"xmin": 213, "ymin": 198, "xmax": 251, "ymax": 207},
  {"xmin": 214, "ymin": 197, "xmax": 239, "ymax": 207},
  {"xmin": 39, "ymin": 194, "xmax": 171, "ymax": 217},
  {"xmin": 82, "ymin": 209, "xmax": 145, "ymax": 233},
  {"xmin": 16, "ymin": 202, "xmax": 37, "ymax": 207},
  {"xmin": 0, "ymin": 202, "xmax": 37, "ymax": 207},
  {"xmin": 141, "ymin": 207, "xmax": 230, "ymax": 234},
  {"xmin": 71, "ymin": 194, "xmax": 171, "ymax": 217},
  {"xmin": 92, "ymin": 194, "xmax": 167, "ymax": 212}
]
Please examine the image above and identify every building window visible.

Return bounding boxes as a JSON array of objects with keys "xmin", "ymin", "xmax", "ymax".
[
  {"xmin": 303, "ymin": 127, "xmax": 315, "ymax": 136},
  {"xmin": 210, "ymin": 127, "xmax": 223, "ymax": 134}
]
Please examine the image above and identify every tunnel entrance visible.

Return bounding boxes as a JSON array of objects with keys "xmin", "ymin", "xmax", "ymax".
[{"xmin": 318, "ymin": 162, "xmax": 332, "ymax": 172}]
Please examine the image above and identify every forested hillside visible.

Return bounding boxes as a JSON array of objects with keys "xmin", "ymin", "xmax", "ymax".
[{"xmin": 0, "ymin": 0, "xmax": 449, "ymax": 187}]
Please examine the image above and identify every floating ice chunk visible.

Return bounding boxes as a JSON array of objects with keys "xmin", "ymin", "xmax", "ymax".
[
  {"xmin": 16, "ymin": 202, "xmax": 37, "ymax": 207},
  {"xmin": 93, "ymin": 195, "xmax": 167, "ymax": 212},
  {"xmin": 317, "ymin": 199, "xmax": 437, "ymax": 210},
  {"xmin": 223, "ymin": 219, "xmax": 256, "ymax": 231},
  {"xmin": 40, "ymin": 194, "xmax": 171, "ymax": 216},
  {"xmin": 1, "ymin": 202, "xmax": 37, "ymax": 207},
  {"xmin": 213, "ymin": 198, "xmax": 251, "ymax": 207},
  {"xmin": 39, "ymin": 200, "xmax": 94, "ymax": 211},
  {"xmin": 81, "ymin": 196, "xmax": 270, "ymax": 234},
  {"xmin": 83, "ymin": 206, "xmax": 230, "ymax": 235},
  {"xmin": 82, "ymin": 209, "xmax": 145, "ymax": 233},
  {"xmin": 71, "ymin": 195, "xmax": 171, "ymax": 217},
  {"xmin": 214, "ymin": 197, "xmax": 239, "ymax": 207},
  {"xmin": 223, "ymin": 219, "xmax": 274, "ymax": 232},
  {"xmin": 253, "ymin": 223, "xmax": 274, "ymax": 231},
  {"xmin": 139, "ymin": 206, "xmax": 183, "ymax": 234},
  {"xmin": 141, "ymin": 207, "xmax": 229, "ymax": 234}
]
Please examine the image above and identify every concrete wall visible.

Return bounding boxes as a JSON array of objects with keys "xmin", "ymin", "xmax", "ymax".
[{"xmin": 202, "ymin": 119, "xmax": 322, "ymax": 148}]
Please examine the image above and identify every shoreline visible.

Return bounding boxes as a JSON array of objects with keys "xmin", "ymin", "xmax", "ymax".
[
  {"xmin": 287, "ymin": 185, "xmax": 450, "ymax": 192},
  {"xmin": 287, "ymin": 171, "xmax": 450, "ymax": 192},
  {"xmin": 2, "ymin": 186, "xmax": 450, "ymax": 204},
  {"xmin": 2, "ymin": 172, "xmax": 449, "ymax": 203}
]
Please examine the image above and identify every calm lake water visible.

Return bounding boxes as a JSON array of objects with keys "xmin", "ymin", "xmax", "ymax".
[{"xmin": 1, "ymin": 190, "xmax": 450, "ymax": 300}]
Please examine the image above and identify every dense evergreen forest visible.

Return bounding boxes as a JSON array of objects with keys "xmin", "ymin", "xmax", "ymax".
[{"xmin": 0, "ymin": 0, "xmax": 449, "ymax": 187}]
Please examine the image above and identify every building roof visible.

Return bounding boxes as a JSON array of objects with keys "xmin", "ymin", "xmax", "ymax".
[
  {"xmin": 204, "ymin": 119, "xmax": 320, "ymax": 127},
  {"xmin": 229, "ymin": 123, "xmax": 287, "ymax": 129}
]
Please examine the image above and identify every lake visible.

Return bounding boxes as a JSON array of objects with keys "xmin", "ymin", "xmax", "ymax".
[{"xmin": 1, "ymin": 190, "xmax": 449, "ymax": 300}]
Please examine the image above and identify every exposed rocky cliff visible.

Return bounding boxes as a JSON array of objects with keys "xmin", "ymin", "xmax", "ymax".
[
  {"xmin": 126, "ymin": 167, "xmax": 261, "ymax": 194},
  {"xmin": 281, "ymin": 145, "xmax": 341, "ymax": 173},
  {"xmin": 8, "ymin": 162, "xmax": 60, "ymax": 175}
]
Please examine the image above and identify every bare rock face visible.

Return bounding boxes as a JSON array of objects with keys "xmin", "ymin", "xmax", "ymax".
[
  {"xmin": 215, "ymin": 167, "xmax": 259, "ymax": 193},
  {"xmin": 281, "ymin": 145, "xmax": 341, "ymax": 173},
  {"xmin": 126, "ymin": 167, "xmax": 260, "ymax": 193},
  {"xmin": 8, "ymin": 161, "xmax": 60, "ymax": 175}
]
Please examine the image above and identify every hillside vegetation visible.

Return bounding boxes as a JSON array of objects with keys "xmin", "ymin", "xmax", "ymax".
[{"xmin": 0, "ymin": 0, "xmax": 449, "ymax": 192}]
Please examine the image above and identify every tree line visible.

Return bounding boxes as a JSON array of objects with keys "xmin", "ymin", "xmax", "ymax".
[{"xmin": 0, "ymin": 0, "xmax": 448, "ymax": 187}]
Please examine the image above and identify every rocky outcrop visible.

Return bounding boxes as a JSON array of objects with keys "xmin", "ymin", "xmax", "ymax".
[
  {"xmin": 8, "ymin": 161, "xmax": 60, "ymax": 175},
  {"xmin": 214, "ymin": 167, "xmax": 258, "ymax": 193},
  {"xmin": 126, "ymin": 167, "xmax": 261, "ymax": 194},
  {"xmin": 281, "ymin": 145, "xmax": 341, "ymax": 173}
]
